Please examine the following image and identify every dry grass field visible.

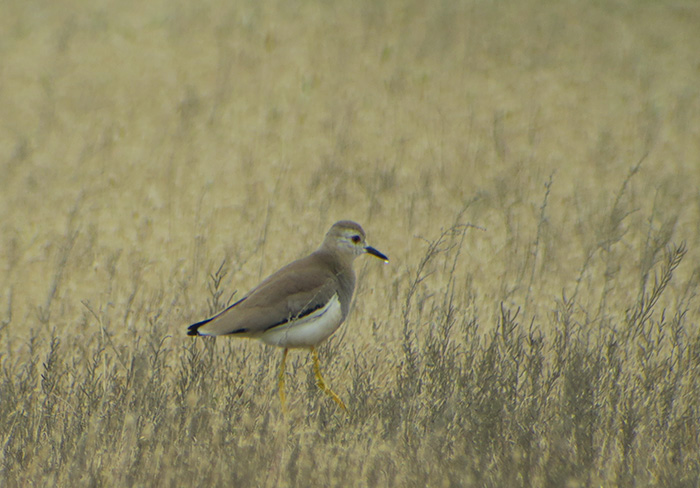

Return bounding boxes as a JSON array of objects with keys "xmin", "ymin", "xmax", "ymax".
[{"xmin": 2, "ymin": 0, "xmax": 700, "ymax": 486}]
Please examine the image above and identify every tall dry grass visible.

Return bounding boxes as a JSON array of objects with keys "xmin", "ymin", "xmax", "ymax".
[{"xmin": 2, "ymin": 0, "xmax": 700, "ymax": 486}]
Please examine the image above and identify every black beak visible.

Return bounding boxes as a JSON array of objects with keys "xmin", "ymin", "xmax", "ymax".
[{"xmin": 365, "ymin": 246, "xmax": 389, "ymax": 262}]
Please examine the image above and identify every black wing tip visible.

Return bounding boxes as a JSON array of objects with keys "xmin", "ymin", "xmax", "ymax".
[
  {"xmin": 186, "ymin": 318, "xmax": 212, "ymax": 336},
  {"xmin": 187, "ymin": 297, "xmax": 247, "ymax": 336}
]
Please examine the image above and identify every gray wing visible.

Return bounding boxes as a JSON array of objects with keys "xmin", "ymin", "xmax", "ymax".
[{"xmin": 187, "ymin": 255, "xmax": 338, "ymax": 337}]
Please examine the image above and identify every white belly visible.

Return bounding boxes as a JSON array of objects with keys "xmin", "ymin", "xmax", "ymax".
[{"xmin": 260, "ymin": 294, "xmax": 344, "ymax": 348}]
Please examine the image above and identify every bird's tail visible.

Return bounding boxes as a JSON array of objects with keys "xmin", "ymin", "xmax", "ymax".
[{"xmin": 186, "ymin": 317, "xmax": 213, "ymax": 336}]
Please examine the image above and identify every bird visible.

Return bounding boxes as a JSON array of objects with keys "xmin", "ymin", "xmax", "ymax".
[{"xmin": 186, "ymin": 220, "xmax": 388, "ymax": 412}]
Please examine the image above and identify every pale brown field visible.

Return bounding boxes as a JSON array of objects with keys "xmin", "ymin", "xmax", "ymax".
[{"xmin": 2, "ymin": 0, "xmax": 700, "ymax": 486}]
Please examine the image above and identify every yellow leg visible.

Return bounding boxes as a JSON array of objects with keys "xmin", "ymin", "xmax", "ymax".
[
  {"xmin": 278, "ymin": 348, "xmax": 288, "ymax": 413},
  {"xmin": 311, "ymin": 346, "xmax": 347, "ymax": 411}
]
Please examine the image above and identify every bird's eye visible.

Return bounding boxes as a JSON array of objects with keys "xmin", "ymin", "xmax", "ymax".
[{"xmin": 351, "ymin": 235, "xmax": 361, "ymax": 244}]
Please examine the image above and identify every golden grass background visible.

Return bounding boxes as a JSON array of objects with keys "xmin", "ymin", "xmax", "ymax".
[{"xmin": 1, "ymin": 0, "xmax": 700, "ymax": 486}]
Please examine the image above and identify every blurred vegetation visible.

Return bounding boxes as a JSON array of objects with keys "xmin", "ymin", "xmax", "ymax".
[{"xmin": 1, "ymin": 0, "xmax": 700, "ymax": 486}]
